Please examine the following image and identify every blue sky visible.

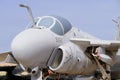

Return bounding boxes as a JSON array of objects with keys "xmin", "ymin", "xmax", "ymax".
[{"xmin": 0, "ymin": 0, "xmax": 120, "ymax": 52}]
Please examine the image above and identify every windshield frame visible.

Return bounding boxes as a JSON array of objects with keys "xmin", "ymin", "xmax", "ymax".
[
  {"xmin": 37, "ymin": 16, "xmax": 55, "ymax": 28},
  {"xmin": 26, "ymin": 16, "xmax": 72, "ymax": 36},
  {"xmin": 26, "ymin": 18, "xmax": 39, "ymax": 29}
]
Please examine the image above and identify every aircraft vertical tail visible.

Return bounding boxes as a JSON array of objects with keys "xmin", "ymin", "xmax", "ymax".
[
  {"xmin": 112, "ymin": 17, "xmax": 120, "ymax": 40},
  {"xmin": 112, "ymin": 17, "xmax": 120, "ymax": 64}
]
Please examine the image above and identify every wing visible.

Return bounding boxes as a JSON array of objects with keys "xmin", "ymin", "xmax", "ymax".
[
  {"xmin": 70, "ymin": 38, "xmax": 120, "ymax": 51},
  {"xmin": 0, "ymin": 52, "xmax": 25, "ymax": 74},
  {"xmin": 70, "ymin": 38, "xmax": 120, "ymax": 65},
  {"xmin": 0, "ymin": 51, "xmax": 11, "ymax": 62}
]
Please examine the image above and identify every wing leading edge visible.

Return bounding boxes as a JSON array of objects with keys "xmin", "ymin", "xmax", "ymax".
[
  {"xmin": 70, "ymin": 38, "xmax": 120, "ymax": 51},
  {"xmin": 0, "ymin": 52, "xmax": 11, "ymax": 62}
]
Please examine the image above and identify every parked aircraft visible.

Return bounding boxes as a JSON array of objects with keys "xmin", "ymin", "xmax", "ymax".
[{"xmin": 0, "ymin": 4, "xmax": 120, "ymax": 80}]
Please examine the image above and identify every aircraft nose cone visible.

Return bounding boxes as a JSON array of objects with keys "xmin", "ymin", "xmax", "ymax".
[{"xmin": 11, "ymin": 29, "xmax": 56, "ymax": 68}]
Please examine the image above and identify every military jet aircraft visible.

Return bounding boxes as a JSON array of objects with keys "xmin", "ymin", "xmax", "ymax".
[{"xmin": 0, "ymin": 4, "xmax": 120, "ymax": 80}]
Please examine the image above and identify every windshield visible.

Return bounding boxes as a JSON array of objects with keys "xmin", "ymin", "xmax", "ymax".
[
  {"xmin": 38, "ymin": 17, "xmax": 54, "ymax": 28},
  {"xmin": 51, "ymin": 20, "xmax": 64, "ymax": 35}
]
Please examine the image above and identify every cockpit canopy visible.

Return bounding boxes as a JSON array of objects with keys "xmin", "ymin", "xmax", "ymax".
[{"xmin": 27, "ymin": 16, "xmax": 72, "ymax": 35}]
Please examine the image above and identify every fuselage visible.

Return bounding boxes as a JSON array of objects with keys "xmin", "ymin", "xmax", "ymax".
[{"xmin": 11, "ymin": 16, "xmax": 98, "ymax": 73}]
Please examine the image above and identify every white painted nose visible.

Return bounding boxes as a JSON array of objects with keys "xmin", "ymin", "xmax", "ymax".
[{"xmin": 11, "ymin": 29, "xmax": 56, "ymax": 68}]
